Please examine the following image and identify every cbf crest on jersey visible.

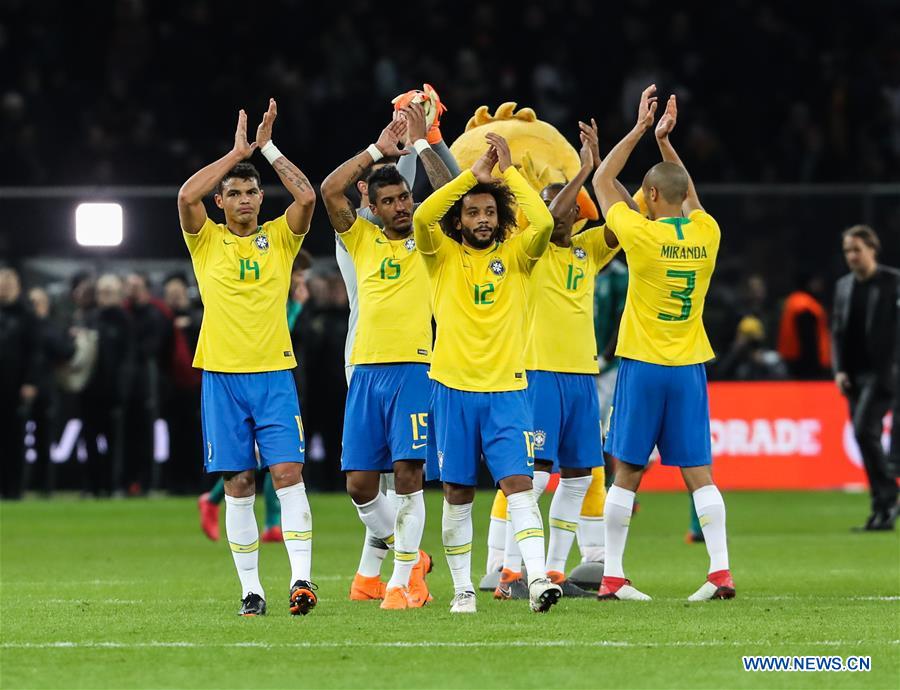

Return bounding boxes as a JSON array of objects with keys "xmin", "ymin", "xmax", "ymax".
[
  {"xmin": 533, "ymin": 430, "xmax": 547, "ymax": 451},
  {"xmin": 489, "ymin": 258, "xmax": 505, "ymax": 276},
  {"xmin": 404, "ymin": 237, "xmax": 416, "ymax": 251},
  {"xmin": 254, "ymin": 233, "xmax": 270, "ymax": 253},
  {"xmin": 573, "ymin": 247, "xmax": 587, "ymax": 260}
]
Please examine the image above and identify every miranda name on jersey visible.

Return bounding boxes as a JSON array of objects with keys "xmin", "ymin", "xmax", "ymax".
[{"xmin": 660, "ymin": 244, "xmax": 708, "ymax": 260}]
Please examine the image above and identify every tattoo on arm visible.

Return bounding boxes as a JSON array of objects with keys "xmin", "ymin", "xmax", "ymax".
[
  {"xmin": 329, "ymin": 201, "xmax": 357, "ymax": 233},
  {"xmin": 419, "ymin": 148, "xmax": 452, "ymax": 189},
  {"xmin": 272, "ymin": 157, "xmax": 313, "ymax": 195}
]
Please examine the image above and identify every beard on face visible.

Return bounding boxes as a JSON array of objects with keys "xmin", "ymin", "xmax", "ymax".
[{"xmin": 461, "ymin": 223, "xmax": 497, "ymax": 249}]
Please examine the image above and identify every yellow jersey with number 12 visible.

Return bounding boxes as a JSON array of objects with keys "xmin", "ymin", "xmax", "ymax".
[
  {"xmin": 183, "ymin": 214, "xmax": 303, "ymax": 373},
  {"xmin": 525, "ymin": 226, "xmax": 618, "ymax": 373},
  {"xmin": 605, "ymin": 201, "xmax": 719, "ymax": 366},
  {"xmin": 413, "ymin": 167, "xmax": 554, "ymax": 392}
]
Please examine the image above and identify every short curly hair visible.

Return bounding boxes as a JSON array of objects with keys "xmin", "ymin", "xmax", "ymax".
[{"xmin": 442, "ymin": 181, "xmax": 518, "ymax": 244}]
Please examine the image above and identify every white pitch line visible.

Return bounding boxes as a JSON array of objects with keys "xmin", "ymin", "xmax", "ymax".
[{"xmin": 2, "ymin": 640, "xmax": 898, "ymax": 651}]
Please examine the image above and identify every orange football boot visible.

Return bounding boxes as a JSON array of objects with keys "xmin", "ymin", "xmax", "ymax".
[
  {"xmin": 493, "ymin": 567, "xmax": 523, "ymax": 600},
  {"xmin": 380, "ymin": 585, "xmax": 415, "ymax": 610},
  {"xmin": 349, "ymin": 573, "xmax": 387, "ymax": 601},
  {"xmin": 407, "ymin": 550, "xmax": 433, "ymax": 605}
]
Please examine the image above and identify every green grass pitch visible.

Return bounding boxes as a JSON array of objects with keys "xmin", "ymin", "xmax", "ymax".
[{"xmin": 1, "ymin": 490, "xmax": 898, "ymax": 689}]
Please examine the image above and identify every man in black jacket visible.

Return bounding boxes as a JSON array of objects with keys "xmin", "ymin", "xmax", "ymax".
[
  {"xmin": 0, "ymin": 268, "xmax": 40, "ymax": 499},
  {"xmin": 832, "ymin": 225, "xmax": 899, "ymax": 530}
]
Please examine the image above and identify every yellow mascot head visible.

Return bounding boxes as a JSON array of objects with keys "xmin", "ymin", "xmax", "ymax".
[{"xmin": 449, "ymin": 103, "xmax": 599, "ymax": 223}]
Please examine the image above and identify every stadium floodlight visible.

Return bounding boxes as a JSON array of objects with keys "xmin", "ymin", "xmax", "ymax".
[{"xmin": 75, "ymin": 202, "xmax": 123, "ymax": 246}]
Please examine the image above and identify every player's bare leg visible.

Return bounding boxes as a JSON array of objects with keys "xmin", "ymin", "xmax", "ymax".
[
  {"xmin": 682, "ymin": 466, "xmax": 734, "ymax": 600},
  {"xmin": 597, "ymin": 460, "xmax": 651, "ymax": 601}
]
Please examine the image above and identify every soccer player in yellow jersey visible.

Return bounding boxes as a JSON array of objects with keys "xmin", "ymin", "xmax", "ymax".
[
  {"xmin": 490, "ymin": 122, "xmax": 635, "ymax": 600},
  {"xmin": 414, "ymin": 133, "xmax": 563, "ymax": 614},
  {"xmin": 320, "ymin": 106, "xmax": 452, "ymax": 610},
  {"xmin": 178, "ymin": 101, "xmax": 318, "ymax": 617},
  {"xmin": 592, "ymin": 86, "xmax": 734, "ymax": 601}
]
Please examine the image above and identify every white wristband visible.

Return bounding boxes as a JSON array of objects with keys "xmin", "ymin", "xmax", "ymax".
[
  {"xmin": 366, "ymin": 143, "xmax": 384, "ymax": 162},
  {"xmin": 412, "ymin": 138, "xmax": 430, "ymax": 155},
  {"xmin": 261, "ymin": 141, "xmax": 283, "ymax": 164}
]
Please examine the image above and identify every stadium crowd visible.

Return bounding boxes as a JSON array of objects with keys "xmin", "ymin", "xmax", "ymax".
[
  {"xmin": 3, "ymin": 0, "xmax": 899, "ymax": 186},
  {"xmin": 0, "ymin": 253, "xmax": 837, "ymax": 499}
]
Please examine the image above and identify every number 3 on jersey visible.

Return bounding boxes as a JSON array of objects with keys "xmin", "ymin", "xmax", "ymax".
[{"xmin": 658, "ymin": 269, "xmax": 696, "ymax": 321}]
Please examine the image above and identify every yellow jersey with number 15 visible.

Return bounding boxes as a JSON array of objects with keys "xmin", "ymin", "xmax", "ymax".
[
  {"xmin": 337, "ymin": 215, "xmax": 432, "ymax": 365},
  {"xmin": 183, "ymin": 214, "xmax": 304, "ymax": 373},
  {"xmin": 605, "ymin": 201, "xmax": 719, "ymax": 366}
]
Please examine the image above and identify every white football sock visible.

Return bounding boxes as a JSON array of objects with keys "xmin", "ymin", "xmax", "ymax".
[
  {"xmin": 577, "ymin": 517, "xmax": 605, "ymax": 563},
  {"xmin": 532, "ymin": 470, "xmax": 551, "ymax": 499},
  {"xmin": 442, "ymin": 500, "xmax": 473, "ymax": 594},
  {"xmin": 276, "ymin": 482, "xmax": 312, "ymax": 585},
  {"xmin": 693, "ymin": 484, "xmax": 729, "ymax": 573},
  {"xmin": 356, "ymin": 479, "xmax": 394, "ymax": 578},
  {"xmin": 502, "ymin": 513, "xmax": 522, "ymax": 572},
  {"xmin": 225, "ymin": 494, "xmax": 264, "ymax": 599},
  {"xmin": 500, "ymin": 471, "xmax": 549, "ymax": 574},
  {"xmin": 387, "ymin": 490, "xmax": 426, "ymax": 589},
  {"xmin": 486, "ymin": 516, "xmax": 506, "ymax": 573},
  {"xmin": 603, "ymin": 485, "xmax": 635, "ymax": 579},
  {"xmin": 352, "ymin": 492, "xmax": 396, "ymax": 548},
  {"xmin": 356, "ymin": 528, "xmax": 389, "ymax": 578},
  {"xmin": 546, "ymin": 475, "xmax": 591, "ymax": 573},
  {"xmin": 507, "ymin": 490, "xmax": 547, "ymax": 584}
]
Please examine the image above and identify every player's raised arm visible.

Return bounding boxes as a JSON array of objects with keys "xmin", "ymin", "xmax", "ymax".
[
  {"xmin": 402, "ymin": 101, "xmax": 453, "ymax": 190},
  {"xmin": 486, "ymin": 133, "xmax": 553, "ymax": 259},
  {"xmin": 320, "ymin": 119, "xmax": 408, "ymax": 233},
  {"xmin": 654, "ymin": 95, "xmax": 703, "ymax": 214},
  {"xmin": 253, "ymin": 99, "xmax": 316, "ymax": 235},
  {"xmin": 177, "ymin": 110, "xmax": 256, "ymax": 234},
  {"xmin": 412, "ymin": 147, "xmax": 492, "ymax": 255},
  {"xmin": 593, "ymin": 84, "xmax": 658, "ymax": 218},
  {"xmin": 547, "ymin": 122, "xmax": 620, "ymax": 250}
]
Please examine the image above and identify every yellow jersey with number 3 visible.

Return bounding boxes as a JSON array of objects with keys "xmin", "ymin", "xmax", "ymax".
[
  {"xmin": 183, "ymin": 214, "xmax": 303, "ymax": 373},
  {"xmin": 338, "ymin": 215, "xmax": 431, "ymax": 365},
  {"xmin": 605, "ymin": 201, "xmax": 719, "ymax": 365},
  {"xmin": 525, "ymin": 225, "xmax": 618, "ymax": 373}
]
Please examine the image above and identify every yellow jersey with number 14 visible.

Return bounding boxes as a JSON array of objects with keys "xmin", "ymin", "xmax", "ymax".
[
  {"xmin": 183, "ymin": 214, "xmax": 304, "ymax": 373},
  {"xmin": 605, "ymin": 201, "xmax": 719, "ymax": 366},
  {"xmin": 525, "ymin": 226, "xmax": 618, "ymax": 373}
]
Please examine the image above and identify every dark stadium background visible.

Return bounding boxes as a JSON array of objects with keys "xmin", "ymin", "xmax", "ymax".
[{"xmin": 1, "ymin": 0, "xmax": 898, "ymax": 494}]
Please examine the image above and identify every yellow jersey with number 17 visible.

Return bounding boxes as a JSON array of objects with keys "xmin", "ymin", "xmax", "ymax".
[
  {"xmin": 605, "ymin": 201, "xmax": 719, "ymax": 366},
  {"xmin": 183, "ymin": 214, "xmax": 304, "ymax": 373}
]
